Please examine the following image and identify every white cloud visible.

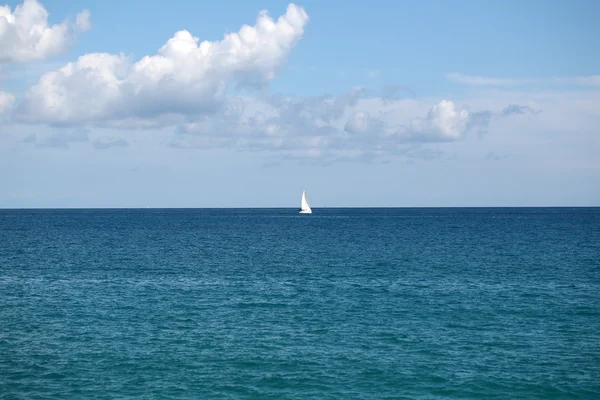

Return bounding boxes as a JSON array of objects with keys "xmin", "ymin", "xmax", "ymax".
[
  {"xmin": 171, "ymin": 95, "xmax": 492, "ymax": 162},
  {"xmin": 0, "ymin": 0, "xmax": 91, "ymax": 64},
  {"xmin": 14, "ymin": 3, "xmax": 309, "ymax": 126},
  {"xmin": 0, "ymin": 91, "xmax": 15, "ymax": 114},
  {"xmin": 344, "ymin": 111, "xmax": 384, "ymax": 135},
  {"xmin": 553, "ymin": 76, "xmax": 600, "ymax": 87},
  {"xmin": 447, "ymin": 72, "xmax": 600, "ymax": 87},
  {"xmin": 446, "ymin": 73, "xmax": 529, "ymax": 86},
  {"xmin": 400, "ymin": 100, "xmax": 472, "ymax": 142},
  {"xmin": 75, "ymin": 10, "xmax": 91, "ymax": 32},
  {"xmin": 13, "ymin": 85, "xmax": 589, "ymax": 165}
]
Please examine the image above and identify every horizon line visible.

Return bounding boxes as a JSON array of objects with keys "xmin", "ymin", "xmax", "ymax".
[{"xmin": 1, "ymin": 206, "xmax": 599, "ymax": 210}]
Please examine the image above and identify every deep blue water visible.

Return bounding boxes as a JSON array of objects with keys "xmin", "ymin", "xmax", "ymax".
[{"xmin": 1, "ymin": 208, "xmax": 599, "ymax": 399}]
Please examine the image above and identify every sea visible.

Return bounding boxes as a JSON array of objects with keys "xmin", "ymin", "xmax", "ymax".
[{"xmin": 1, "ymin": 208, "xmax": 599, "ymax": 399}]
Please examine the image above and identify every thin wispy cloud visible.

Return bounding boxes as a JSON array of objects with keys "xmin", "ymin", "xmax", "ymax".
[
  {"xmin": 552, "ymin": 76, "xmax": 600, "ymax": 86},
  {"xmin": 0, "ymin": 91, "xmax": 14, "ymax": 114},
  {"xmin": 502, "ymin": 104, "xmax": 541, "ymax": 117},
  {"xmin": 37, "ymin": 129, "xmax": 89, "ymax": 148},
  {"xmin": 447, "ymin": 72, "xmax": 600, "ymax": 87},
  {"xmin": 446, "ymin": 73, "xmax": 530, "ymax": 86}
]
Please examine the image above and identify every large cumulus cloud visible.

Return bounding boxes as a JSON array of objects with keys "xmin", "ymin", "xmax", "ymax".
[
  {"xmin": 0, "ymin": 0, "xmax": 90, "ymax": 64},
  {"xmin": 14, "ymin": 4, "xmax": 309, "ymax": 126}
]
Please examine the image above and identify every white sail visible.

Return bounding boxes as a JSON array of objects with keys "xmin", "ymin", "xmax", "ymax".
[{"xmin": 299, "ymin": 190, "xmax": 312, "ymax": 214}]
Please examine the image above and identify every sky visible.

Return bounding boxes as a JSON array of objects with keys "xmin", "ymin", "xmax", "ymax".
[{"xmin": 0, "ymin": 0, "xmax": 599, "ymax": 208}]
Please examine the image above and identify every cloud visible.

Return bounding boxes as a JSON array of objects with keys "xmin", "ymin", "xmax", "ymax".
[
  {"xmin": 22, "ymin": 132, "xmax": 36, "ymax": 143},
  {"xmin": 0, "ymin": 91, "xmax": 15, "ymax": 114},
  {"xmin": 93, "ymin": 136, "xmax": 129, "ymax": 149},
  {"xmin": 447, "ymin": 72, "xmax": 600, "ymax": 87},
  {"xmin": 172, "ymin": 89, "xmax": 366, "ymax": 150},
  {"xmin": 552, "ymin": 76, "xmax": 600, "ymax": 87},
  {"xmin": 446, "ymin": 72, "xmax": 528, "ymax": 86},
  {"xmin": 170, "ymin": 89, "xmax": 367, "ymax": 151},
  {"xmin": 405, "ymin": 100, "xmax": 468, "ymax": 141},
  {"xmin": 400, "ymin": 100, "xmax": 489, "ymax": 142},
  {"xmin": 0, "ymin": 0, "xmax": 91, "ymax": 64},
  {"xmin": 14, "ymin": 3, "xmax": 309, "ymax": 126},
  {"xmin": 37, "ymin": 128, "xmax": 88, "ymax": 148},
  {"xmin": 466, "ymin": 110, "xmax": 493, "ymax": 136},
  {"xmin": 344, "ymin": 111, "xmax": 384, "ymax": 135},
  {"xmin": 75, "ymin": 10, "xmax": 91, "ymax": 32},
  {"xmin": 502, "ymin": 104, "xmax": 541, "ymax": 117},
  {"xmin": 170, "ymin": 94, "xmax": 492, "ymax": 163}
]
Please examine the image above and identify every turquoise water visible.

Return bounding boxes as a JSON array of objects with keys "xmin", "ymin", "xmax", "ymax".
[{"xmin": 1, "ymin": 208, "xmax": 599, "ymax": 399}]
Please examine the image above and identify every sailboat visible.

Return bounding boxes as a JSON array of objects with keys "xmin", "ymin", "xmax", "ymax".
[{"xmin": 299, "ymin": 190, "xmax": 312, "ymax": 214}]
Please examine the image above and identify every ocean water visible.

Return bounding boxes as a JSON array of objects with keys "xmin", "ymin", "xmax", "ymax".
[{"xmin": 1, "ymin": 208, "xmax": 599, "ymax": 399}]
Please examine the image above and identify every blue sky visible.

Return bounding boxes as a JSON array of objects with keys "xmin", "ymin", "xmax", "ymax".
[{"xmin": 0, "ymin": 0, "xmax": 598, "ymax": 207}]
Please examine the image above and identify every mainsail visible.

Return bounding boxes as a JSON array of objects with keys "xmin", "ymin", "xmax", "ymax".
[{"xmin": 299, "ymin": 190, "xmax": 312, "ymax": 214}]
